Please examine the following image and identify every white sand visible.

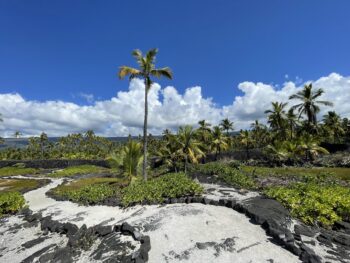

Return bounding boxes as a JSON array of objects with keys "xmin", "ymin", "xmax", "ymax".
[{"xmin": 22, "ymin": 179, "xmax": 301, "ymax": 262}]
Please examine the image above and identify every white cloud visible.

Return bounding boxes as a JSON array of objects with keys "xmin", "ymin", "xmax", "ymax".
[
  {"xmin": 79, "ymin": 93, "xmax": 95, "ymax": 104},
  {"xmin": 0, "ymin": 73, "xmax": 349, "ymax": 137}
]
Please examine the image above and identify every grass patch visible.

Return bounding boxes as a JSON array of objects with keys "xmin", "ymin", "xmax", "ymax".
[
  {"xmin": 0, "ymin": 191, "xmax": 25, "ymax": 217},
  {"xmin": 192, "ymin": 162, "xmax": 257, "ymax": 189},
  {"xmin": 122, "ymin": 173, "xmax": 203, "ymax": 207},
  {"xmin": 0, "ymin": 178, "xmax": 42, "ymax": 193},
  {"xmin": 265, "ymin": 183, "xmax": 350, "ymax": 227},
  {"xmin": 48, "ymin": 165, "xmax": 117, "ymax": 178},
  {"xmin": 0, "ymin": 167, "xmax": 39, "ymax": 177},
  {"xmin": 241, "ymin": 166, "xmax": 350, "ymax": 181},
  {"xmin": 50, "ymin": 177, "xmax": 127, "ymax": 204}
]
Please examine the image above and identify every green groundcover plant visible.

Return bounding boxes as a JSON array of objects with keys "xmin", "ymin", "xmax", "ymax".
[
  {"xmin": 53, "ymin": 183, "xmax": 118, "ymax": 205},
  {"xmin": 265, "ymin": 183, "xmax": 350, "ymax": 227},
  {"xmin": 0, "ymin": 191, "xmax": 25, "ymax": 217},
  {"xmin": 122, "ymin": 173, "xmax": 203, "ymax": 206},
  {"xmin": 192, "ymin": 162, "xmax": 257, "ymax": 189},
  {"xmin": 0, "ymin": 167, "xmax": 39, "ymax": 177}
]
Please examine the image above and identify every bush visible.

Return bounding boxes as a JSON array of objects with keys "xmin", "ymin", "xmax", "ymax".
[
  {"xmin": 50, "ymin": 177, "xmax": 125, "ymax": 204},
  {"xmin": 265, "ymin": 183, "xmax": 350, "ymax": 227},
  {"xmin": 122, "ymin": 173, "xmax": 203, "ymax": 206},
  {"xmin": 0, "ymin": 167, "xmax": 39, "ymax": 177},
  {"xmin": 53, "ymin": 183, "xmax": 118, "ymax": 205},
  {"xmin": 192, "ymin": 162, "xmax": 256, "ymax": 189},
  {"xmin": 0, "ymin": 191, "xmax": 25, "ymax": 217}
]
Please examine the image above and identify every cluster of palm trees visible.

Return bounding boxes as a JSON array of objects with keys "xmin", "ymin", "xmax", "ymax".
[
  {"xmin": 153, "ymin": 119, "xmax": 234, "ymax": 172},
  {"xmin": 242, "ymin": 84, "xmax": 349, "ymax": 161}
]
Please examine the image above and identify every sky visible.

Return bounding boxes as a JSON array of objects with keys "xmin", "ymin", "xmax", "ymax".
[{"xmin": 1, "ymin": 1, "xmax": 350, "ymax": 137}]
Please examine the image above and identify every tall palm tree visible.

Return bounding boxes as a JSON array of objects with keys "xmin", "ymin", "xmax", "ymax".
[
  {"xmin": 287, "ymin": 109, "xmax": 299, "ymax": 140},
  {"xmin": 177, "ymin": 125, "xmax": 205, "ymax": 172},
  {"xmin": 239, "ymin": 130, "xmax": 254, "ymax": 159},
  {"xmin": 322, "ymin": 111, "xmax": 344, "ymax": 143},
  {"xmin": 250, "ymin": 120, "xmax": 269, "ymax": 148},
  {"xmin": 265, "ymin": 102, "xmax": 288, "ymax": 131},
  {"xmin": 289, "ymin": 84, "xmax": 333, "ymax": 128},
  {"xmin": 198, "ymin": 120, "xmax": 211, "ymax": 131},
  {"xmin": 219, "ymin": 118, "xmax": 234, "ymax": 135},
  {"xmin": 118, "ymin": 48, "xmax": 173, "ymax": 181},
  {"xmin": 210, "ymin": 126, "xmax": 229, "ymax": 160}
]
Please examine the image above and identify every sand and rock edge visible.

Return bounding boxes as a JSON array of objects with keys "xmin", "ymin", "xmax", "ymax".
[{"xmin": 1, "ymin": 175, "xmax": 349, "ymax": 263}]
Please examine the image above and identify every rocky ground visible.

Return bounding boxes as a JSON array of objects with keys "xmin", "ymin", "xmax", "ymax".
[{"xmin": 0, "ymin": 174, "xmax": 349, "ymax": 263}]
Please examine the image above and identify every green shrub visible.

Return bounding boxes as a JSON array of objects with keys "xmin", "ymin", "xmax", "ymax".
[
  {"xmin": 0, "ymin": 191, "xmax": 25, "ymax": 217},
  {"xmin": 193, "ymin": 162, "xmax": 256, "ymax": 189},
  {"xmin": 0, "ymin": 167, "xmax": 39, "ymax": 177},
  {"xmin": 53, "ymin": 183, "xmax": 118, "ymax": 204},
  {"xmin": 50, "ymin": 177, "xmax": 126, "ymax": 204},
  {"xmin": 265, "ymin": 183, "xmax": 350, "ymax": 227},
  {"xmin": 0, "ymin": 179, "xmax": 41, "ymax": 193},
  {"xmin": 122, "ymin": 173, "xmax": 203, "ymax": 206}
]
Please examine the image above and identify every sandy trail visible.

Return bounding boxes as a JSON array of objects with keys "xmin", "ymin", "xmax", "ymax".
[{"xmin": 19, "ymin": 178, "xmax": 301, "ymax": 262}]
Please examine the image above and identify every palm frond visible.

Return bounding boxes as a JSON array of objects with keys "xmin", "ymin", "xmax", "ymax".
[
  {"xmin": 151, "ymin": 67, "xmax": 173, "ymax": 79},
  {"xmin": 118, "ymin": 66, "xmax": 141, "ymax": 79},
  {"xmin": 146, "ymin": 48, "xmax": 158, "ymax": 63}
]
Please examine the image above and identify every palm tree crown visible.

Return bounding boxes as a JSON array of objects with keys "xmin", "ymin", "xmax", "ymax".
[
  {"xmin": 219, "ymin": 118, "xmax": 234, "ymax": 135},
  {"xmin": 289, "ymin": 83, "xmax": 333, "ymax": 126}
]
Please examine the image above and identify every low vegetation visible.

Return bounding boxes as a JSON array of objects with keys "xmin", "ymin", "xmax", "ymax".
[
  {"xmin": 265, "ymin": 183, "xmax": 350, "ymax": 227},
  {"xmin": 241, "ymin": 166, "xmax": 350, "ymax": 181},
  {"xmin": 0, "ymin": 167, "xmax": 39, "ymax": 177},
  {"xmin": 191, "ymin": 162, "xmax": 257, "ymax": 189},
  {"xmin": 0, "ymin": 178, "xmax": 42, "ymax": 193},
  {"xmin": 121, "ymin": 173, "xmax": 203, "ymax": 206},
  {"xmin": 49, "ymin": 177, "xmax": 126, "ymax": 205},
  {"xmin": 0, "ymin": 191, "xmax": 25, "ymax": 217},
  {"xmin": 48, "ymin": 165, "xmax": 116, "ymax": 178}
]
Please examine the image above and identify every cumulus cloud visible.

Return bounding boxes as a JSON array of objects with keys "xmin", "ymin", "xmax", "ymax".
[{"xmin": 0, "ymin": 73, "xmax": 349, "ymax": 137}]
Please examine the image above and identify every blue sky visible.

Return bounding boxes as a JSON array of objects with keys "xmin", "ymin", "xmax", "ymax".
[
  {"xmin": 1, "ymin": 1, "xmax": 350, "ymax": 136},
  {"xmin": 1, "ymin": 0, "xmax": 349, "ymax": 105}
]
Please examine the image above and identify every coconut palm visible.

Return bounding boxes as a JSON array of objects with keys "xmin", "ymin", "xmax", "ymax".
[
  {"xmin": 122, "ymin": 139, "xmax": 143, "ymax": 182},
  {"xmin": 198, "ymin": 120, "xmax": 212, "ymax": 131},
  {"xmin": 14, "ymin": 131, "xmax": 22, "ymax": 139},
  {"xmin": 210, "ymin": 126, "xmax": 229, "ymax": 160},
  {"xmin": 250, "ymin": 120, "xmax": 269, "ymax": 148},
  {"xmin": 177, "ymin": 125, "xmax": 205, "ymax": 172},
  {"xmin": 219, "ymin": 118, "xmax": 234, "ymax": 135},
  {"xmin": 239, "ymin": 130, "xmax": 255, "ymax": 159},
  {"xmin": 265, "ymin": 102, "xmax": 288, "ymax": 140},
  {"xmin": 289, "ymin": 84, "xmax": 333, "ymax": 128},
  {"xmin": 322, "ymin": 111, "xmax": 344, "ymax": 143},
  {"xmin": 287, "ymin": 109, "xmax": 299, "ymax": 140},
  {"xmin": 297, "ymin": 134, "xmax": 329, "ymax": 161},
  {"xmin": 118, "ymin": 48, "xmax": 173, "ymax": 181},
  {"xmin": 265, "ymin": 102, "xmax": 288, "ymax": 131}
]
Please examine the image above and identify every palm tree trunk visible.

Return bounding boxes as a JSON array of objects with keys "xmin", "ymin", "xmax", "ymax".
[{"xmin": 142, "ymin": 80, "xmax": 149, "ymax": 181}]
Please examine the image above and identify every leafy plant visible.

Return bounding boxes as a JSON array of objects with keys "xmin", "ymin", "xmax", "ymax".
[
  {"xmin": 191, "ymin": 162, "xmax": 256, "ymax": 189},
  {"xmin": 0, "ymin": 191, "xmax": 25, "ymax": 217},
  {"xmin": 122, "ymin": 173, "xmax": 203, "ymax": 206},
  {"xmin": 265, "ymin": 183, "xmax": 350, "ymax": 227},
  {"xmin": 49, "ymin": 165, "xmax": 111, "ymax": 177},
  {"xmin": 0, "ymin": 167, "xmax": 39, "ymax": 177}
]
